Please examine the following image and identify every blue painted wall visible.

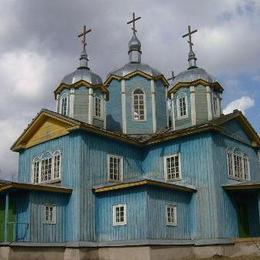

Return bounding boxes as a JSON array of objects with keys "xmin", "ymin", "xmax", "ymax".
[
  {"xmin": 155, "ymin": 81, "xmax": 167, "ymax": 131},
  {"xmin": 106, "ymin": 80, "xmax": 122, "ymax": 132}
]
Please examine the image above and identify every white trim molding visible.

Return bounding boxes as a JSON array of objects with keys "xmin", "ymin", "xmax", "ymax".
[
  {"xmin": 88, "ymin": 88, "xmax": 94, "ymax": 124},
  {"xmin": 151, "ymin": 80, "xmax": 157, "ymax": 133},
  {"xmin": 121, "ymin": 80, "xmax": 127, "ymax": 134},
  {"xmin": 56, "ymin": 94, "xmax": 60, "ymax": 113},
  {"xmin": 170, "ymin": 93, "xmax": 175, "ymax": 130},
  {"xmin": 206, "ymin": 86, "xmax": 212, "ymax": 121},
  {"xmin": 190, "ymin": 86, "xmax": 196, "ymax": 125},
  {"xmin": 69, "ymin": 88, "xmax": 75, "ymax": 118}
]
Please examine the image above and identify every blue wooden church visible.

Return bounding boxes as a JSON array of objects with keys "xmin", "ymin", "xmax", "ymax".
[{"xmin": 0, "ymin": 14, "xmax": 260, "ymax": 259}]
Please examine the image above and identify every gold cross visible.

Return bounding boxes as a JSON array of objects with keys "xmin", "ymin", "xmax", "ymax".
[
  {"xmin": 78, "ymin": 25, "xmax": 92, "ymax": 51},
  {"xmin": 182, "ymin": 25, "xmax": 198, "ymax": 52},
  {"xmin": 127, "ymin": 12, "xmax": 141, "ymax": 33}
]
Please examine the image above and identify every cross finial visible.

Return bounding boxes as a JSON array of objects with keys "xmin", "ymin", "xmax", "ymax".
[
  {"xmin": 167, "ymin": 71, "xmax": 175, "ymax": 82},
  {"xmin": 182, "ymin": 25, "xmax": 198, "ymax": 53},
  {"xmin": 78, "ymin": 25, "xmax": 92, "ymax": 52},
  {"xmin": 127, "ymin": 12, "xmax": 141, "ymax": 33}
]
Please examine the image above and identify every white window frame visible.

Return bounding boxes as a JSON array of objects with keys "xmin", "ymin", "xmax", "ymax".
[
  {"xmin": 226, "ymin": 149, "xmax": 250, "ymax": 181},
  {"xmin": 43, "ymin": 204, "xmax": 56, "ymax": 224},
  {"xmin": 164, "ymin": 154, "xmax": 182, "ymax": 181},
  {"xmin": 113, "ymin": 203, "xmax": 127, "ymax": 226},
  {"xmin": 212, "ymin": 93, "xmax": 219, "ymax": 117},
  {"xmin": 176, "ymin": 94, "xmax": 188, "ymax": 119},
  {"xmin": 107, "ymin": 154, "xmax": 123, "ymax": 182},
  {"xmin": 32, "ymin": 150, "xmax": 62, "ymax": 184},
  {"xmin": 94, "ymin": 96, "xmax": 103, "ymax": 119},
  {"xmin": 132, "ymin": 89, "xmax": 146, "ymax": 121},
  {"xmin": 166, "ymin": 204, "xmax": 177, "ymax": 226},
  {"xmin": 60, "ymin": 93, "xmax": 69, "ymax": 116}
]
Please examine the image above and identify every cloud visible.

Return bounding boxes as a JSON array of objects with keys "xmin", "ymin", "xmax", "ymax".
[{"xmin": 223, "ymin": 96, "xmax": 255, "ymax": 114}]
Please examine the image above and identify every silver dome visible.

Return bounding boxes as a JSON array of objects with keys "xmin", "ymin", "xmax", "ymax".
[
  {"xmin": 62, "ymin": 67, "xmax": 103, "ymax": 85},
  {"xmin": 108, "ymin": 62, "xmax": 161, "ymax": 77},
  {"xmin": 128, "ymin": 33, "xmax": 141, "ymax": 51},
  {"xmin": 171, "ymin": 67, "xmax": 216, "ymax": 88}
]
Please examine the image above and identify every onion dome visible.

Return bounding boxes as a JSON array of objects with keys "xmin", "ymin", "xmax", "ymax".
[
  {"xmin": 128, "ymin": 32, "xmax": 142, "ymax": 63},
  {"xmin": 61, "ymin": 49, "xmax": 102, "ymax": 85}
]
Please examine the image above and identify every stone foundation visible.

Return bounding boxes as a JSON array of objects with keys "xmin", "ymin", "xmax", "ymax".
[{"xmin": 1, "ymin": 239, "xmax": 260, "ymax": 260}]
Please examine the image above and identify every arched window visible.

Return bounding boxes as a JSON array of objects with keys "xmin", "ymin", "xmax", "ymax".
[
  {"xmin": 176, "ymin": 93, "xmax": 188, "ymax": 119},
  {"xmin": 53, "ymin": 151, "xmax": 61, "ymax": 180},
  {"xmin": 41, "ymin": 152, "xmax": 52, "ymax": 182},
  {"xmin": 32, "ymin": 157, "xmax": 40, "ymax": 184},
  {"xmin": 60, "ymin": 94, "xmax": 69, "ymax": 116},
  {"xmin": 133, "ymin": 89, "xmax": 145, "ymax": 121}
]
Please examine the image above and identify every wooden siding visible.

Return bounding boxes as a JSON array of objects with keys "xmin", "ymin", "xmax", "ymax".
[
  {"xmin": 155, "ymin": 80, "xmax": 168, "ymax": 131},
  {"xmin": 195, "ymin": 85, "xmax": 208, "ymax": 124},
  {"xmin": 147, "ymin": 187, "xmax": 192, "ymax": 240},
  {"xmin": 96, "ymin": 188, "xmax": 147, "ymax": 241},
  {"xmin": 74, "ymin": 87, "xmax": 89, "ymax": 123},
  {"xmin": 106, "ymin": 80, "xmax": 122, "ymax": 132}
]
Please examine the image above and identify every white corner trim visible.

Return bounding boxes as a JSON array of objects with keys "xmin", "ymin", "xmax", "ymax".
[
  {"xmin": 88, "ymin": 88, "xmax": 93, "ymax": 124},
  {"xmin": 206, "ymin": 86, "xmax": 212, "ymax": 121},
  {"xmin": 170, "ymin": 93, "xmax": 175, "ymax": 130},
  {"xmin": 69, "ymin": 88, "xmax": 75, "ymax": 118},
  {"xmin": 151, "ymin": 80, "xmax": 157, "ymax": 133},
  {"xmin": 103, "ymin": 96, "xmax": 107, "ymax": 129},
  {"xmin": 56, "ymin": 94, "xmax": 60, "ymax": 113},
  {"xmin": 166, "ymin": 88, "xmax": 169, "ymax": 128},
  {"xmin": 121, "ymin": 80, "xmax": 127, "ymax": 134},
  {"xmin": 190, "ymin": 86, "xmax": 196, "ymax": 125}
]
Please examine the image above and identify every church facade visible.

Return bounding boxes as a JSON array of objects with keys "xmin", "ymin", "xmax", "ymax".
[{"xmin": 0, "ymin": 14, "xmax": 260, "ymax": 259}]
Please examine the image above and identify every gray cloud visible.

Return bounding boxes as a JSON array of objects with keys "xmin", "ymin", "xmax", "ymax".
[{"xmin": 0, "ymin": 0, "xmax": 260, "ymax": 179}]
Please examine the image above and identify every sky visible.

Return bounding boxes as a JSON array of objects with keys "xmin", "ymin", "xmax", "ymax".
[{"xmin": 0, "ymin": 0, "xmax": 259, "ymax": 180}]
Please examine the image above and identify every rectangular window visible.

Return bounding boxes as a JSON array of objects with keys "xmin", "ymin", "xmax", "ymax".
[
  {"xmin": 177, "ymin": 96, "xmax": 187, "ymax": 119},
  {"xmin": 61, "ymin": 96, "xmax": 68, "ymax": 116},
  {"xmin": 165, "ymin": 154, "xmax": 181, "ymax": 181},
  {"xmin": 44, "ymin": 205, "xmax": 56, "ymax": 224},
  {"xmin": 108, "ymin": 155, "xmax": 123, "ymax": 182},
  {"xmin": 166, "ymin": 204, "xmax": 177, "ymax": 226},
  {"xmin": 113, "ymin": 204, "xmax": 126, "ymax": 226},
  {"xmin": 133, "ymin": 90, "xmax": 145, "ymax": 120},
  {"xmin": 94, "ymin": 96, "xmax": 102, "ymax": 118},
  {"xmin": 227, "ymin": 151, "xmax": 250, "ymax": 181},
  {"xmin": 41, "ymin": 158, "xmax": 52, "ymax": 182},
  {"xmin": 33, "ymin": 161, "xmax": 40, "ymax": 184},
  {"xmin": 212, "ymin": 94, "xmax": 219, "ymax": 116}
]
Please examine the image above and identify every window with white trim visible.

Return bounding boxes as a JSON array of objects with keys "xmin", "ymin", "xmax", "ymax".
[
  {"xmin": 212, "ymin": 93, "xmax": 219, "ymax": 116},
  {"xmin": 165, "ymin": 154, "xmax": 181, "ymax": 181},
  {"xmin": 108, "ymin": 154, "xmax": 123, "ymax": 182},
  {"xmin": 94, "ymin": 96, "xmax": 102, "ymax": 119},
  {"xmin": 53, "ymin": 151, "xmax": 61, "ymax": 180},
  {"xmin": 60, "ymin": 94, "xmax": 69, "ymax": 116},
  {"xmin": 177, "ymin": 95, "xmax": 188, "ymax": 119},
  {"xmin": 166, "ymin": 204, "xmax": 177, "ymax": 226},
  {"xmin": 43, "ymin": 205, "xmax": 56, "ymax": 224},
  {"xmin": 32, "ymin": 158, "xmax": 40, "ymax": 184},
  {"xmin": 32, "ymin": 151, "xmax": 62, "ymax": 184},
  {"xmin": 133, "ymin": 89, "xmax": 145, "ymax": 121},
  {"xmin": 227, "ymin": 149, "xmax": 250, "ymax": 181},
  {"xmin": 113, "ymin": 204, "xmax": 126, "ymax": 226}
]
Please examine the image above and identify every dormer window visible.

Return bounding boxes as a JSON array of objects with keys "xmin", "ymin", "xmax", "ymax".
[
  {"xmin": 60, "ymin": 94, "xmax": 69, "ymax": 116},
  {"xmin": 133, "ymin": 89, "xmax": 146, "ymax": 121},
  {"xmin": 177, "ymin": 94, "xmax": 188, "ymax": 119}
]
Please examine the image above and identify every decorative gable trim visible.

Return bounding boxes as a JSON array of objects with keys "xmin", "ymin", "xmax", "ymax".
[
  {"xmin": 54, "ymin": 80, "xmax": 109, "ymax": 100},
  {"xmin": 168, "ymin": 79, "xmax": 223, "ymax": 97},
  {"xmin": 104, "ymin": 70, "xmax": 169, "ymax": 87}
]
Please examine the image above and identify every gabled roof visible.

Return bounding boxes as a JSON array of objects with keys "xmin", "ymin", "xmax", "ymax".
[
  {"xmin": 11, "ymin": 109, "xmax": 260, "ymax": 152},
  {"xmin": 0, "ymin": 181, "xmax": 72, "ymax": 194},
  {"xmin": 104, "ymin": 70, "xmax": 169, "ymax": 87},
  {"xmin": 93, "ymin": 178, "xmax": 197, "ymax": 193}
]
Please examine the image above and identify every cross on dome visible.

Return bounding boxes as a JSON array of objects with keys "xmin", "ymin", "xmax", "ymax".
[
  {"xmin": 78, "ymin": 25, "xmax": 92, "ymax": 52},
  {"xmin": 182, "ymin": 25, "xmax": 198, "ymax": 69},
  {"xmin": 127, "ymin": 12, "xmax": 141, "ymax": 33}
]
